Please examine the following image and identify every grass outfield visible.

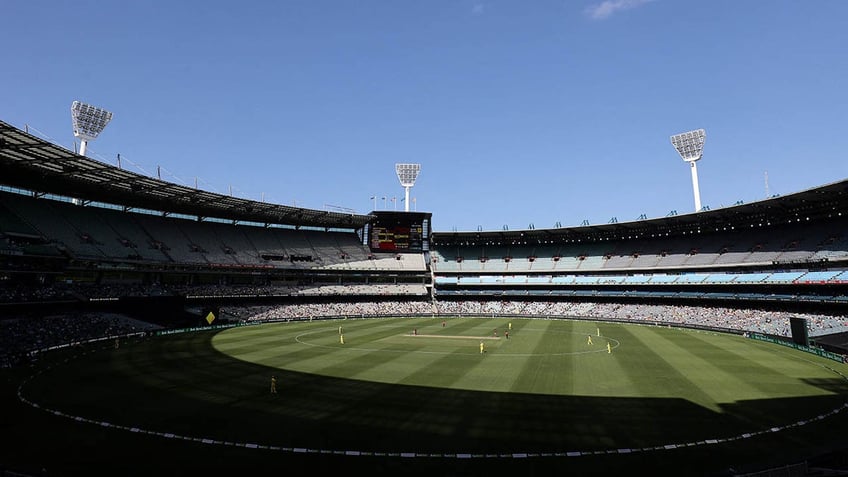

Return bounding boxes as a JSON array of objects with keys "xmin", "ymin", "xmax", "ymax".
[{"xmin": 5, "ymin": 316, "xmax": 848, "ymax": 476}]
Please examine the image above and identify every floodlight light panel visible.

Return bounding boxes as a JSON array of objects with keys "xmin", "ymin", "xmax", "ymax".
[
  {"xmin": 670, "ymin": 128, "xmax": 705, "ymax": 162},
  {"xmin": 395, "ymin": 163, "xmax": 421, "ymax": 187},
  {"xmin": 71, "ymin": 101, "xmax": 113, "ymax": 141}
]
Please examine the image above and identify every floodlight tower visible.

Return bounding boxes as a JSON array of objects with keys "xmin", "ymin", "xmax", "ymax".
[
  {"xmin": 670, "ymin": 128, "xmax": 706, "ymax": 212},
  {"xmin": 71, "ymin": 101, "xmax": 113, "ymax": 156},
  {"xmin": 395, "ymin": 163, "xmax": 421, "ymax": 212}
]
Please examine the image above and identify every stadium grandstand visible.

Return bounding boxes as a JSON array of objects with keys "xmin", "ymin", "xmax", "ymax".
[{"xmin": 2, "ymin": 117, "xmax": 848, "ymax": 476}]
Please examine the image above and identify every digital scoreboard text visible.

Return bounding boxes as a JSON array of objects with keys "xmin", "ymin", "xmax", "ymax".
[
  {"xmin": 370, "ymin": 223, "xmax": 423, "ymax": 251},
  {"xmin": 368, "ymin": 211, "xmax": 430, "ymax": 253}
]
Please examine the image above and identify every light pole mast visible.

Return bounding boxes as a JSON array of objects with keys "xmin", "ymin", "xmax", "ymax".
[
  {"xmin": 395, "ymin": 163, "xmax": 421, "ymax": 212},
  {"xmin": 670, "ymin": 128, "xmax": 706, "ymax": 212},
  {"xmin": 71, "ymin": 101, "xmax": 113, "ymax": 156}
]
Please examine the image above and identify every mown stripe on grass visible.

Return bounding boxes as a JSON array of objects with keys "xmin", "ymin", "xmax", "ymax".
[
  {"xmin": 513, "ymin": 319, "xmax": 574, "ymax": 395},
  {"xmin": 607, "ymin": 324, "xmax": 724, "ymax": 411},
  {"xmin": 663, "ymin": 330, "xmax": 835, "ymax": 402}
]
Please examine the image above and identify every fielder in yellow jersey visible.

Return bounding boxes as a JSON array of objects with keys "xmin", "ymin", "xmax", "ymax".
[
  {"xmin": 587, "ymin": 335, "xmax": 593, "ymax": 345},
  {"xmin": 480, "ymin": 341, "xmax": 484, "ymax": 354}
]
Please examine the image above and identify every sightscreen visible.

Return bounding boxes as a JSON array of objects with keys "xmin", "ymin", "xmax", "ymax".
[{"xmin": 789, "ymin": 317, "xmax": 809, "ymax": 347}]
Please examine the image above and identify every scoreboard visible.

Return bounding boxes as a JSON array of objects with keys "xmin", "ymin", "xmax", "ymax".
[
  {"xmin": 371, "ymin": 223, "xmax": 422, "ymax": 251},
  {"xmin": 368, "ymin": 211, "xmax": 431, "ymax": 252}
]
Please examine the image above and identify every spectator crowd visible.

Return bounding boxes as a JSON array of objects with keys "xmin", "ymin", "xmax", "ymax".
[
  {"xmin": 3, "ymin": 298, "xmax": 847, "ymax": 369},
  {"xmin": 224, "ymin": 299, "xmax": 848, "ymax": 339}
]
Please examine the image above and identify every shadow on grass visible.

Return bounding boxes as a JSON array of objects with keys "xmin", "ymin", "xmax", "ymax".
[{"xmin": 5, "ymin": 331, "xmax": 848, "ymax": 477}]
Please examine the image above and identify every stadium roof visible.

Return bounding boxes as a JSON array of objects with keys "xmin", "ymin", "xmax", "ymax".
[
  {"xmin": 0, "ymin": 120, "xmax": 373, "ymax": 229},
  {"xmin": 431, "ymin": 178, "xmax": 848, "ymax": 245},
  {"xmin": 3, "ymin": 118, "xmax": 846, "ymax": 240}
]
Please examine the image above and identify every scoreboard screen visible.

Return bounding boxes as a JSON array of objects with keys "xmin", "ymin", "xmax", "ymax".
[
  {"xmin": 371, "ymin": 223, "xmax": 422, "ymax": 251},
  {"xmin": 368, "ymin": 211, "xmax": 430, "ymax": 252}
]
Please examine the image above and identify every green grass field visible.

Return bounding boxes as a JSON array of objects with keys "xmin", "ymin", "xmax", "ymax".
[{"xmin": 5, "ymin": 316, "xmax": 848, "ymax": 476}]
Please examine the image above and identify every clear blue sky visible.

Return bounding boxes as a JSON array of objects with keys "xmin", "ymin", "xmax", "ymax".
[{"xmin": 3, "ymin": 1, "xmax": 848, "ymax": 232}]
